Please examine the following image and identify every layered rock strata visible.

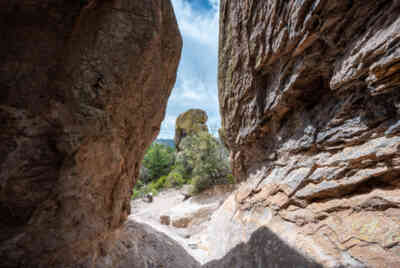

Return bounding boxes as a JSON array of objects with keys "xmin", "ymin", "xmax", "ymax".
[
  {"xmin": 217, "ymin": 0, "xmax": 400, "ymax": 267},
  {"xmin": 0, "ymin": 0, "xmax": 181, "ymax": 267}
]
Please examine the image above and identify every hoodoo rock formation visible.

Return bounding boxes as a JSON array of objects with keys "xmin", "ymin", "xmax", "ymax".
[
  {"xmin": 0, "ymin": 0, "xmax": 183, "ymax": 267},
  {"xmin": 175, "ymin": 109, "xmax": 209, "ymax": 150},
  {"xmin": 217, "ymin": 0, "xmax": 400, "ymax": 267}
]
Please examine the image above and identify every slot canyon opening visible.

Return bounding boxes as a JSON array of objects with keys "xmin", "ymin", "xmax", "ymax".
[
  {"xmin": 129, "ymin": 1, "xmax": 236, "ymax": 264},
  {"xmin": 0, "ymin": 0, "xmax": 234, "ymax": 267},
  {"xmin": 2, "ymin": 0, "xmax": 400, "ymax": 267}
]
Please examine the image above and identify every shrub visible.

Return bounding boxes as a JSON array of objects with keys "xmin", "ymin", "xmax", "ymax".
[
  {"xmin": 152, "ymin": 175, "xmax": 167, "ymax": 191},
  {"xmin": 191, "ymin": 175, "xmax": 213, "ymax": 193},
  {"xmin": 131, "ymin": 188, "xmax": 141, "ymax": 199},
  {"xmin": 165, "ymin": 169, "xmax": 186, "ymax": 188},
  {"xmin": 179, "ymin": 132, "xmax": 232, "ymax": 193}
]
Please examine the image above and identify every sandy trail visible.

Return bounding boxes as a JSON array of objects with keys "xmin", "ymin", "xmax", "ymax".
[{"xmin": 130, "ymin": 188, "xmax": 214, "ymax": 264}]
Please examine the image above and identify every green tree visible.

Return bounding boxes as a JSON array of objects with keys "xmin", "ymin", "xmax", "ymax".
[{"xmin": 142, "ymin": 143, "xmax": 175, "ymax": 183}]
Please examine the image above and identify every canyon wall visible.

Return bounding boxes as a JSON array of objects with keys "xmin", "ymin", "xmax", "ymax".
[
  {"xmin": 0, "ymin": 0, "xmax": 182, "ymax": 267},
  {"xmin": 217, "ymin": 0, "xmax": 400, "ymax": 267}
]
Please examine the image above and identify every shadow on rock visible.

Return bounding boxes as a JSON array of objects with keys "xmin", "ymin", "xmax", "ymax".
[{"xmin": 203, "ymin": 226, "xmax": 322, "ymax": 268}]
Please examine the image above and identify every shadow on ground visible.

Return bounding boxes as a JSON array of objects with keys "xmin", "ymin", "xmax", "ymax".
[{"xmin": 101, "ymin": 221, "xmax": 323, "ymax": 268}]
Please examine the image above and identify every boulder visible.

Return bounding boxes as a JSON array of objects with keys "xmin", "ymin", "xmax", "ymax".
[
  {"xmin": 163, "ymin": 201, "xmax": 220, "ymax": 229},
  {"xmin": 175, "ymin": 109, "xmax": 209, "ymax": 150},
  {"xmin": 204, "ymin": 226, "xmax": 322, "ymax": 268},
  {"xmin": 0, "ymin": 0, "xmax": 182, "ymax": 267},
  {"xmin": 95, "ymin": 220, "xmax": 200, "ymax": 268},
  {"xmin": 217, "ymin": 0, "xmax": 400, "ymax": 267}
]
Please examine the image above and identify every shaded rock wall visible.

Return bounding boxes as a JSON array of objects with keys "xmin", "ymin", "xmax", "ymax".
[
  {"xmin": 218, "ymin": 0, "xmax": 400, "ymax": 267},
  {"xmin": 204, "ymin": 226, "xmax": 322, "ymax": 268},
  {"xmin": 0, "ymin": 0, "xmax": 181, "ymax": 267}
]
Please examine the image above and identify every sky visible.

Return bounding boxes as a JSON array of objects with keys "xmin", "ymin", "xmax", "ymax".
[{"xmin": 158, "ymin": 0, "xmax": 220, "ymax": 139}]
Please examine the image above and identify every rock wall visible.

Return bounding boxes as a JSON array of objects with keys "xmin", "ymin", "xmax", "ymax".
[
  {"xmin": 218, "ymin": 0, "xmax": 400, "ymax": 267},
  {"xmin": 0, "ymin": 0, "xmax": 181, "ymax": 267}
]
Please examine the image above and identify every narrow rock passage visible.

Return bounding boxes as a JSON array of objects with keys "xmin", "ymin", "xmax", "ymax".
[{"xmin": 130, "ymin": 186, "xmax": 233, "ymax": 264}]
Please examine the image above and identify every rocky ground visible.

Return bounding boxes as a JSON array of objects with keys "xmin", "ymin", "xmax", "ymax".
[{"xmin": 130, "ymin": 185, "xmax": 234, "ymax": 264}]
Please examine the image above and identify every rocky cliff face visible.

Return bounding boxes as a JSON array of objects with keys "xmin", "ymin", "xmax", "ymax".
[
  {"xmin": 218, "ymin": 0, "xmax": 400, "ymax": 267},
  {"xmin": 0, "ymin": 0, "xmax": 181, "ymax": 267}
]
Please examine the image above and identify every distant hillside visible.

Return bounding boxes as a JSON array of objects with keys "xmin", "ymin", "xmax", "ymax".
[{"xmin": 155, "ymin": 139, "xmax": 175, "ymax": 148}]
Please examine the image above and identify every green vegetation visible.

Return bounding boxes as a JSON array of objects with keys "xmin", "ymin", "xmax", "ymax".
[
  {"xmin": 141, "ymin": 143, "xmax": 175, "ymax": 183},
  {"xmin": 178, "ymin": 132, "xmax": 232, "ymax": 193},
  {"xmin": 133, "ymin": 143, "xmax": 175, "ymax": 199},
  {"xmin": 132, "ymin": 132, "xmax": 233, "ymax": 199}
]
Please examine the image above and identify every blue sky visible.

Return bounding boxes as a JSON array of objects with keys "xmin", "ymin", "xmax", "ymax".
[{"xmin": 159, "ymin": 0, "xmax": 220, "ymax": 138}]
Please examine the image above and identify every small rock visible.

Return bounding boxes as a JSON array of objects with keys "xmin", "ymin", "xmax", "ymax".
[
  {"xmin": 188, "ymin": 243, "xmax": 198, "ymax": 249},
  {"xmin": 172, "ymin": 217, "xmax": 192, "ymax": 229},
  {"xmin": 160, "ymin": 215, "xmax": 171, "ymax": 226},
  {"xmin": 144, "ymin": 193, "xmax": 153, "ymax": 203}
]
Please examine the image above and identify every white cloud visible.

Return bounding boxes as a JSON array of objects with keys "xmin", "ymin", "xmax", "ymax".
[
  {"xmin": 171, "ymin": 0, "xmax": 219, "ymax": 48},
  {"xmin": 159, "ymin": 0, "xmax": 220, "ymax": 139},
  {"xmin": 182, "ymin": 89, "xmax": 204, "ymax": 101}
]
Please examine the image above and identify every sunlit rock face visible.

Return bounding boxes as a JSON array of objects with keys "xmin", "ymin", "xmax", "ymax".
[
  {"xmin": 217, "ymin": 0, "xmax": 400, "ymax": 267},
  {"xmin": 175, "ymin": 109, "xmax": 209, "ymax": 150},
  {"xmin": 0, "ymin": 0, "xmax": 182, "ymax": 267}
]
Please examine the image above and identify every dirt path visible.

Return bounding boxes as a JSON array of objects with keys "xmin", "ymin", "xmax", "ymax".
[{"xmin": 130, "ymin": 188, "xmax": 211, "ymax": 264}]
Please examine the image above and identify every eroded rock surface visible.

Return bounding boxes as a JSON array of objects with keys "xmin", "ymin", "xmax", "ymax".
[
  {"xmin": 218, "ymin": 0, "xmax": 400, "ymax": 267},
  {"xmin": 0, "ymin": 0, "xmax": 181, "ymax": 267},
  {"xmin": 175, "ymin": 109, "xmax": 209, "ymax": 150}
]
